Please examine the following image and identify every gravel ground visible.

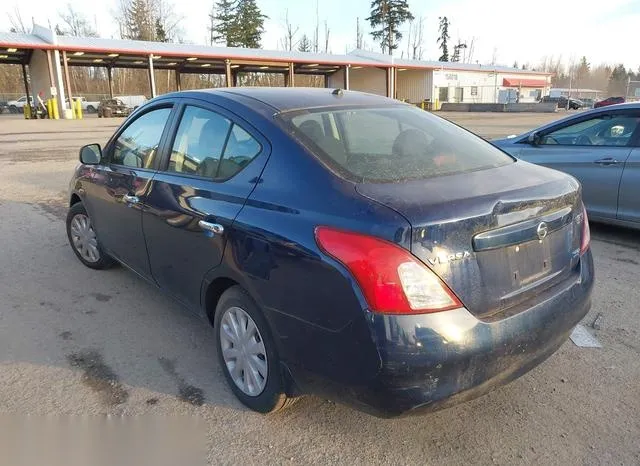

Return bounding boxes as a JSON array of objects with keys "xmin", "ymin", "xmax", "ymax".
[{"xmin": 0, "ymin": 114, "xmax": 638, "ymax": 465}]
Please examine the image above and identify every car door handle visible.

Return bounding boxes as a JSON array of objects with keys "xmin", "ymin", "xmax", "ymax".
[
  {"xmin": 198, "ymin": 220, "xmax": 224, "ymax": 235},
  {"xmin": 122, "ymin": 194, "xmax": 139, "ymax": 204},
  {"xmin": 594, "ymin": 157, "xmax": 620, "ymax": 166}
]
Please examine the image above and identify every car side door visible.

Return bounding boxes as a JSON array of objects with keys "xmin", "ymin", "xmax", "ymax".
[
  {"xmin": 517, "ymin": 110, "xmax": 639, "ymax": 220},
  {"xmin": 142, "ymin": 99, "xmax": 271, "ymax": 311},
  {"xmin": 617, "ymin": 143, "xmax": 640, "ymax": 224},
  {"xmin": 82, "ymin": 102, "xmax": 175, "ymax": 279}
]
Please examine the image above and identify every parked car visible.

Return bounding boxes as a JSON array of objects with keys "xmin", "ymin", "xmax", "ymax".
[
  {"xmin": 541, "ymin": 96, "xmax": 584, "ymax": 109},
  {"xmin": 493, "ymin": 102, "xmax": 640, "ymax": 229},
  {"xmin": 7, "ymin": 95, "xmax": 33, "ymax": 113},
  {"xmin": 67, "ymin": 88, "xmax": 593, "ymax": 417},
  {"xmin": 0, "ymin": 100, "xmax": 7, "ymax": 114},
  {"xmin": 594, "ymin": 96, "xmax": 625, "ymax": 108},
  {"xmin": 97, "ymin": 98, "xmax": 131, "ymax": 118}
]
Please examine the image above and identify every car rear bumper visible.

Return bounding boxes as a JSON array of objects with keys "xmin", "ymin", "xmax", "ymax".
[{"xmin": 290, "ymin": 251, "xmax": 594, "ymax": 417}]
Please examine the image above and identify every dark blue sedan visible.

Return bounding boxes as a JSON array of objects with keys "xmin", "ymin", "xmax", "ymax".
[{"xmin": 67, "ymin": 88, "xmax": 594, "ymax": 417}]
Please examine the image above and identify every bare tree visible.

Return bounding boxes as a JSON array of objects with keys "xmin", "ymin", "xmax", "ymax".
[
  {"xmin": 8, "ymin": 5, "xmax": 28, "ymax": 33},
  {"xmin": 155, "ymin": 0, "xmax": 183, "ymax": 42},
  {"xmin": 324, "ymin": 20, "xmax": 330, "ymax": 53},
  {"xmin": 409, "ymin": 16, "xmax": 424, "ymax": 60},
  {"xmin": 279, "ymin": 9, "xmax": 299, "ymax": 51},
  {"xmin": 57, "ymin": 3, "xmax": 97, "ymax": 37},
  {"xmin": 313, "ymin": 0, "xmax": 319, "ymax": 52}
]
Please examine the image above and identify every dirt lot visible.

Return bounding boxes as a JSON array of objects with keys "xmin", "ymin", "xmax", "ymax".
[{"xmin": 0, "ymin": 113, "xmax": 639, "ymax": 465}]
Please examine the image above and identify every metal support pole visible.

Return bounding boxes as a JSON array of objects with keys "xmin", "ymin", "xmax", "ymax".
[
  {"xmin": 107, "ymin": 67, "xmax": 114, "ymax": 98},
  {"xmin": 21, "ymin": 63, "xmax": 32, "ymax": 119},
  {"xmin": 62, "ymin": 51, "xmax": 73, "ymax": 116},
  {"xmin": 175, "ymin": 69, "xmax": 181, "ymax": 91},
  {"xmin": 393, "ymin": 67, "xmax": 398, "ymax": 99},
  {"xmin": 148, "ymin": 55, "xmax": 156, "ymax": 98},
  {"xmin": 386, "ymin": 68, "xmax": 392, "ymax": 98},
  {"xmin": 343, "ymin": 64, "xmax": 350, "ymax": 90},
  {"xmin": 225, "ymin": 59, "xmax": 233, "ymax": 87},
  {"xmin": 45, "ymin": 50, "xmax": 56, "ymax": 91},
  {"xmin": 324, "ymin": 74, "xmax": 328, "ymax": 88},
  {"xmin": 232, "ymin": 70, "xmax": 238, "ymax": 87},
  {"xmin": 288, "ymin": 62, "xmax": 295, "ymax": 87}
]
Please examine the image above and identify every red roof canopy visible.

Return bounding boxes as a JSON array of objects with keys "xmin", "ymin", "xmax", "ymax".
[{"xmin": 503, "ymin": 78, "xmax": 547, "ymax": 87}]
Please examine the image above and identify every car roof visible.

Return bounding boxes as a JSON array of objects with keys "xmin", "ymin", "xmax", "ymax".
[{"xmin": 159, "ymin": 87, "xmax": 396, "ymax": 113}]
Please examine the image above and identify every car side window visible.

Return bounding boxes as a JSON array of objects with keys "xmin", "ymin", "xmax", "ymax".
[
  {"xmin": 542, "ymin": 114, "xmax": 640, "ymax": 147},
  {"xmin": 168, "ymin": 105, "xmax": 261, "ymax": 180},
  {"xmin": 111, "ymin": 108, "xmax": 171, "ymax": 168}
]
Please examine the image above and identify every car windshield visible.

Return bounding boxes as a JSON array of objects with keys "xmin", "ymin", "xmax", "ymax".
[{"xmin": 279, "ymin": 105, "xmax": 513, "ymax": 182}]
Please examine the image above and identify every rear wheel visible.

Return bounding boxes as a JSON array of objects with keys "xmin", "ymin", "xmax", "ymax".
[
  {"xmin": 9, "ymin": 105, "xmax": 18, "ymax": 114},
  {"xmin": 214, "ymin": 286, "xmax": 297, "ymax": 413},
  {"xmin": 66, "ymin": 202, "xmax": 115, "ymax": 270},
  {"xmin": 86, "ymin": 105, "xmax": 96, "ymax": 113}
]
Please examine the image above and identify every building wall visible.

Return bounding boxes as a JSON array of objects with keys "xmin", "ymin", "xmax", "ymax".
[{"xmin": 395, "ymin": 69, "xmax": 432, "ymax": 103}]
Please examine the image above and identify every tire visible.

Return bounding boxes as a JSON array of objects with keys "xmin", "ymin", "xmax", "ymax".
[
  {"xmin": 86, "ymin": 105, "xmax": 96, "ymax": 113},
  {"xmin": 66, "ymin": 202, "xmax": 115, "ymax": 270},
  {"xmin": 9, "ymin": 105, "xmax": 18, "ymax": 114},
  {"xmin": 214, "ymin": 286, "xmax": 298, "ymax": 414}
]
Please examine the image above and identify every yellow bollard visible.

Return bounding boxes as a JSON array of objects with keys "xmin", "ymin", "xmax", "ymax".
[
  {"xmin": 75, "ymin": 98, "xmax": 83, "ymax": 119},
  {"xmin": 51, "ymin": 97, "xmax": 59, "ymax": 120},
  {"xmin": 23, "ymin": 104, "xmax": 31, "ymax": 119},
  {"xmin": 46, "ymin": 99, "xmax": 53, "ymax": 119}
]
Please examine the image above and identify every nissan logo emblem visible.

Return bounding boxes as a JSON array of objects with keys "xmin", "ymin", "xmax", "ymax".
[{"xmin": 536, "ymin": 222, "xmax": 549, "ymax": 240}]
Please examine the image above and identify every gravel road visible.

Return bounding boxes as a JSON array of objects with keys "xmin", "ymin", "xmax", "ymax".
[{"xmin": 0, "ymin": 115, "xmax": 638, "ymax": 465}]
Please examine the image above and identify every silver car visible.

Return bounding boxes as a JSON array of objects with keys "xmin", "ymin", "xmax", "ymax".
[{"xmin": 493, "ymin": 103, "xmax": 640, "ymax": 229}]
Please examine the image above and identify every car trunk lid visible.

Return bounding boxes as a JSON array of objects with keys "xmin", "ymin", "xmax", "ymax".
[{"xmin": 355, "ymin": 161, "xmax": 583, "ymax": 319}]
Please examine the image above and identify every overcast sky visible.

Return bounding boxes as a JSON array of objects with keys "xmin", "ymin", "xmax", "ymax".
[{"xmin": 2, "ymin": 0, "xmax": 639, "ymax": 70}]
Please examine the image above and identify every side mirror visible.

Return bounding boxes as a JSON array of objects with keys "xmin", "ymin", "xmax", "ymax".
[
  {"xmin": 527, "ymin": 132, "xmax": 541, "ymax": 146},
  {"xmin": 79, "ymin": 144, "xmax": 102, "ymax": 165}
]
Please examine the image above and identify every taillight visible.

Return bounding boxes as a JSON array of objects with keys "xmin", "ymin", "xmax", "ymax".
[
  {"xmin": 314, "ymin": 227, "xmax": 462, "ymax": 314},
  {"xmin": 580, "ymin": 203, "xmax": 591, "ymax": 255}
]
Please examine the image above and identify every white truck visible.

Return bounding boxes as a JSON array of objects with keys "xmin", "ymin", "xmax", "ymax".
[
  {"xmin": 115, "ymin": 95, "xmax": 148, "ymax": 111},
  {"xmin": 7, "ymin": 96, "xmax": 34, "ymax": 113},
  {"xmin": 69, "ymin": 96, "xmax": 101, "ymax": 113}
]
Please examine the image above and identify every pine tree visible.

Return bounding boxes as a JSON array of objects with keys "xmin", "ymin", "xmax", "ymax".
[
  {"xmin": 608, "ymin": 64, "xmax": 628, "ymax": 96},
  {"xmin": 298, "ymin": 34, "xmax": 312, "ymax": 52},
  {"xmin": 366, "ymin": 0, "xmax": 414, "ymax": 55},
  {"xmin": 437, "ymin": 16, "xmax": 450, "ymax": 61},
  {"xmin": 155, "ymin": 18, "xmax": 167, "ymax": 42},
  {"xmin": 576, "ymin": 56, "xmax": 590, "ymax": 85},
  {"xmin": 124, "ymin": 0, "xmax": 155, "ymax": 41},
  {"xmin": 210, "ymin": 0, "xmax": 240, "ymax": 46},
  {"xmin": 236, "ymin": 0, "xmax": 266, "ymax": 48}
]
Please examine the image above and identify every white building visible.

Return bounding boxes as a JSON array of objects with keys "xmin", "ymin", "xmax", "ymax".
[{"xmin": 327, "ymin": 50, "xmax": 552, "ymax": 106}]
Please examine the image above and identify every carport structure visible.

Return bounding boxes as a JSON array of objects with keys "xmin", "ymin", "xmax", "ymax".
[{"xmin": 0, "ymin": 25, "xmax": 395, "ymax": 119}]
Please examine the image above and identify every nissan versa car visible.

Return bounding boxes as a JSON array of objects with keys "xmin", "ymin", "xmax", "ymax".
[{"xmin": 66, "ymin": 88, "xmax": 594, "ymax": 417}]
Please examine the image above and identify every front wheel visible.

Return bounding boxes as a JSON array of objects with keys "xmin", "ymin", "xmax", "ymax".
[
  {"xmin": 66, "ymin": 202, "xmax": 115, "ymax": 269},
  {"xmin": 214, "ymin": 286, "xmax": 298, "ymax": 414}
]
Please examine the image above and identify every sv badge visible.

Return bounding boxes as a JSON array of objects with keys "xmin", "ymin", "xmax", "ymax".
[{"xmin": 428, "ymin": 251, "xmax": 471, "ymax": 266}]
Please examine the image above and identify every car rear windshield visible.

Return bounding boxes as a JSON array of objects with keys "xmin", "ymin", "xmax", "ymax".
[{"xmin": 279, "ymin": 105, "xmax": 514, "ymax": 182}]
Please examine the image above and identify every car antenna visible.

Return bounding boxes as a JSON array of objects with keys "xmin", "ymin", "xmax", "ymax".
[{"xmin": 332, "ymin": 88, "xmax": 344, "ymax": 96}]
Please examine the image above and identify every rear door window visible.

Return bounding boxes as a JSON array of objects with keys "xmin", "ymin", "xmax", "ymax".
[
  {"xmin": 167, "ymin": 105, "xmax": 261, "ymax": 180},
  {"xmin": 283, "ymin": 105, "xmax": 513, "ymax": 182}
]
